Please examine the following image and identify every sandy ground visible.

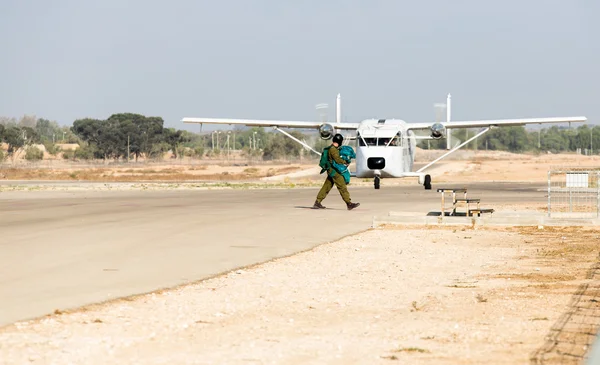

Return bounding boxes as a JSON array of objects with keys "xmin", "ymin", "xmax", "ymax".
[
  {"xmin": 0, "ymin": 163, "xmax": 304, "ymax": 182},
  {"xmin": 415, "ymin": 149, "xmax": 600, "ymax": 183},
  {"xmin": 2, "ymin": 149, "xmax": 600, "ymax": 185},
  {"xmin": 1, "ymin": 224, "xmax": 599, "ymax": 364},
  {"xmin": 2, "ymin": 150, "xmax": 600, "ymax": 364}
]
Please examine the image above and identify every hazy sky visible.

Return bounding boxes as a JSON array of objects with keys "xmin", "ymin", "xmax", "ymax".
[{"xmin": 0, "ymin": 0, "xmax": 598, "ymax": 130}]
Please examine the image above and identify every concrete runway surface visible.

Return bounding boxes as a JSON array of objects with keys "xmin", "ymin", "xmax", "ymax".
[{"xmin": 0, "ymin": 182, "xmax": 547, "ymax": 326}]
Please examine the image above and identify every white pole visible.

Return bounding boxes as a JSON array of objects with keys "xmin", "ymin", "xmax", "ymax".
[{"xmin": 446, "ymin": 93, "xmax": 452, "ymax": 150}]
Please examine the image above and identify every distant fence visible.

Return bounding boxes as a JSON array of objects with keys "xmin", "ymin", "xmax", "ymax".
[{"xmin": 548, "ymin": 167, "xmax": 600, "ymax": 219}]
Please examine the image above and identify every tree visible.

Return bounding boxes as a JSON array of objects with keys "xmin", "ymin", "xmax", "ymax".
[
  {"xmin": 18, "ymin": 115, "xmax": 37, "ymax": 128},
  {"xmin": 22, "ymin": 126, "xmax": 40, "ymax": 145},
  {"xmin": 35, "ymin": 118, "xmax": 62, "ymax": 144},
  {"xmin": 3, "ymin": 126, "xmax": 25, "ymax": 155},
  {"xmin": 162, "ymin": 128, "xmax": 191, "ymax": 158},
  {"xmin": 541, "ymin": 126, "xmax": 570, "ymax": 153},
  {"xmin": 72, "ymin": 118, "xmax": 104, "ymax": 146},
  {"xmin": 107, "ymin": 113, "xmax": 164, "ymax": 159},
  {"xmin": 262, "ymin": 131, "xmax": 307, "ymax": 160}
]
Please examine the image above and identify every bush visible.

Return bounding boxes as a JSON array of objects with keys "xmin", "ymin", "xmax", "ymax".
[
  {"xmin": 44, "ymin": 142, "xmax": 61, "ymax": 156},
  {"xmin": 0, "ymin": 149, "xmax": 5, "ymax": 162},
  {"xmin": 25, "ymin": 146, "xmax": 44, "ymax": 161},
  {"xmin": 194, "ymin": 147, "xmax": 204, "ymax": 158},
  {"xmin": 62, "ymin": 150, "xmax": 75, "ymax": 160},
  {"xmin": 74, "ymin": 145, "xmax": 95, "ymax": 160},
  {"xmin": 150, "ymin": 142, "xmax": 170, "ymax": 159}
]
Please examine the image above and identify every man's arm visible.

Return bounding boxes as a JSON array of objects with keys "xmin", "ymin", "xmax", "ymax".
[{"xmin": 329, "ymin": 147, "xmax": 347, "ymax": 164}]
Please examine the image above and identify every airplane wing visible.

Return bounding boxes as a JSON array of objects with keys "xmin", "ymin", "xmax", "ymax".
[
  {"xmin": 406, "ymin": 116, "xmax": 587, "ymax": 130},
  {"xmin": 182, "ymin": 117, "xmax": 360, "ymax": 130}
]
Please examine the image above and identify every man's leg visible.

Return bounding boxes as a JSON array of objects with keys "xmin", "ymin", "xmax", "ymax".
[
  {"xmin": 331, "ymin": 173, "xmax": 351, "ymax": 203},
  {"xmin": 332, "ymin": 173, "xmax": 360, "ymax": 210},
  {"xmin": 313, "ymin": 176, "xmax": 334, "ymax": 208}
]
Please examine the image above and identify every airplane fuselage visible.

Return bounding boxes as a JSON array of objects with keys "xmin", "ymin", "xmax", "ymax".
[{"xmin": 350, "ymin": 119, "xmax": 417, "ymax": 178}]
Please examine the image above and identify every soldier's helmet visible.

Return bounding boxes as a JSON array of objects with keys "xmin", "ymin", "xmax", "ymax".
[{"xmin": 332, "ymin": 134, "xmax": 343, "ymax": 144}]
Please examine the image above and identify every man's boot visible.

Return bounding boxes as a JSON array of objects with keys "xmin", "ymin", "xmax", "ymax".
[
  {"xmin": 313, "ymin": 200, "xmax": 326, "ymax": 209},
  {"xmin": 347, "ymin": 202, "xmax": 360, "ymax": 210}
]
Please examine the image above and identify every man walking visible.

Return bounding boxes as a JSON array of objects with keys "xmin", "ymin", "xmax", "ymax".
[{"xmin": 313, "ymin": 134, "xmax": 360, "ymax": 210}]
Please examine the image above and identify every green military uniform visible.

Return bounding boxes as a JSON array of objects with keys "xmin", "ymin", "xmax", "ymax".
[{"xmin": 316, "ymin": 145, "xmax": 352, "ymax": 204}]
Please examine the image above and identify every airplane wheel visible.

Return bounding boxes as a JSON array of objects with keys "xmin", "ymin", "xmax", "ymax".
[
  {"xmin": 424, "ymin": 174, "xmax": 432, "ymax": 190},
  {"xmin": 374, "ymin": 176, "xmax": 380, "ymax": 190}
]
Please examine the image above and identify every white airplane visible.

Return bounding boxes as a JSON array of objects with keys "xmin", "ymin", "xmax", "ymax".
[{"xmin": 182, "ymin": 94, "xmax": 587, "ymax": 189}]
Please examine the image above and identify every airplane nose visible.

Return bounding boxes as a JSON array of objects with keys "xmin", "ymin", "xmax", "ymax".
[{"xmin": 367, "ymin": 157, "xmax": 385, "ymax": 170}]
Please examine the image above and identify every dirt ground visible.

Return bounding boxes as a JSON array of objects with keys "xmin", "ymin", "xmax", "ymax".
[
  {"xmin": 2, "ymin": 150, "xmax": 600, "ymax": 364},
  {"xmin": 1, "ymin": 223, "xmax": 599, "ymax": 364},
  {"xmin": 0, "ymin": 163, "xmax": 304, "ymax": 182},
  {"xmin": 419, "ymin": 150, "xmax": 600, "ymax": 183},
  {"xmin": 2, "ymin": 149, "xmax": 600, "ymax": 185}
]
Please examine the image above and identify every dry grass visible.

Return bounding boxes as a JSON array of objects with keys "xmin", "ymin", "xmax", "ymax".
[
  {"xmin": 538, "ymin": 243, "xmax": 600, "ymax": 258},
  {"xmin": 394, "ymin": 347, "xmax": 430, "ymax": 353},
  {"xmin": 0, "ymin": 165, "xmax": 304, "ymax": 182},
  {"xmin": 243, "ymin": 167, "xmax": 260, "ymax": 174},
  {"xmin": 493, "ymin": 272, "xmax": 577, "ymax": 282}
]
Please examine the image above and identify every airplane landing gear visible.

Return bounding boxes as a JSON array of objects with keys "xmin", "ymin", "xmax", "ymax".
[
  {"xmin": 374, "ymin": 176, "xmax": 380, "ymax": 189},
  {"xmin": 424, "ymin": 174, "xmax": 431, "ymax": 190}
]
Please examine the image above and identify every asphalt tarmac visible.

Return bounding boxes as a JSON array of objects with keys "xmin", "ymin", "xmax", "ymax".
[{"xmin": 0, "ymin": 181, "xmax": 547, "ymax": 326}]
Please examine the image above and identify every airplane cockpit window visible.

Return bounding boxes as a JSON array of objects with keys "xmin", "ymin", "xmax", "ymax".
[
  {"xmin": 357, "ymin": 134, "xmax": 401, "ymax": 147},
  {"xmin": 378, "ymin": 138, "xmax": 390, "ymax": 146},
  {"xmin": 359, "ymin": 137, "xmax": 377, "ymax": 146},
  {"xmin": 390, "ymin": 132, "xmax": 402, "ymax": 147}
]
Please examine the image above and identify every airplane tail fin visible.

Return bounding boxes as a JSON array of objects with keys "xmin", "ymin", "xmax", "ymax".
[{"xmin": 336, "ymin": 93, "xmax": 341, "ymax": 124}]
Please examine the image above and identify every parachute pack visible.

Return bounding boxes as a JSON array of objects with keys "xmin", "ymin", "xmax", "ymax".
[
  {"xmin": 318, "ymin": 146, "xmax": 332, "ymax": 174},
  {"xmin": 318, "ymin": 145, "xmax": 356, "ymax": 184}
]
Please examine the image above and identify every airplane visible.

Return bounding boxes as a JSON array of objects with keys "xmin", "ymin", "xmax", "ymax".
[{"xmin": 182, "ymin": 94, "xmax": 587, "ymax": 190}]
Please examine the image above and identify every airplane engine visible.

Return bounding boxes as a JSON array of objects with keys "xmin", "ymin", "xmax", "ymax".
[
  {"xmin": 319, "ymin": 123, "xmax": 335, "ymax": 140},
  {"xmin": 430, "ymin": 123, "xmax": 446, "ymax": 139}
]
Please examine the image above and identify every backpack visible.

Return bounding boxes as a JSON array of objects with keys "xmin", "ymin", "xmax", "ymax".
[
  {"xmin": 338, "ymin": 145, "xmax": 356, "ymax": 162},
  {"xmin": 333, "ymin": 146, "xmax": 356, "ymax": 184},
  {"xmin": 318, "ymin": 146, "xmax": 332, "ymax": 174}
]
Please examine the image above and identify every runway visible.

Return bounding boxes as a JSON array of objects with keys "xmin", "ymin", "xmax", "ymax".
[{"xmin": 0, "ymin": 182, "xmax": 547, "ymax": 326}]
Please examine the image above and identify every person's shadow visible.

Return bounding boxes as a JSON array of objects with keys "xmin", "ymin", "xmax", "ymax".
[{"xmin": 294, "ymin": 206, "xmax": 339, "ymax": 210}]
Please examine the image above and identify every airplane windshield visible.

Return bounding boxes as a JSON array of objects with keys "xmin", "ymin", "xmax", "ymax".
[
  {"xmin": 358, "ymin": 134, "xmax": 402, "ymax": 147},
  {"xmin": 391, "ymin": 132, "xmax": 402, "ymax": 146},
  {"xmin": 359, "ymin": 138, "xmax": 377, "ymax": 146}
]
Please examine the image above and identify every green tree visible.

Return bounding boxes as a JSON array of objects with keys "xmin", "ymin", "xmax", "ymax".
[
  {"xmin": 262, "ymin": 131, "xmax": 307, "ymax": 160},
  {"xmin": 3, "ymin": 126, "xmax": 25, "ymax": 155},
  {"xmin": 34, "ymin": 118, "xmax": 62, "ymax": 144},
  {"xmin": 108, "ymin": 113, "xmax": 164, "ymax": 159},
  {"xmin": 162, "ymin": 128, "xmax": 192, "ymax": 159},
  {"xmin": 541, "ymin": 126, "xmax": 569, "ymax": 153}
]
